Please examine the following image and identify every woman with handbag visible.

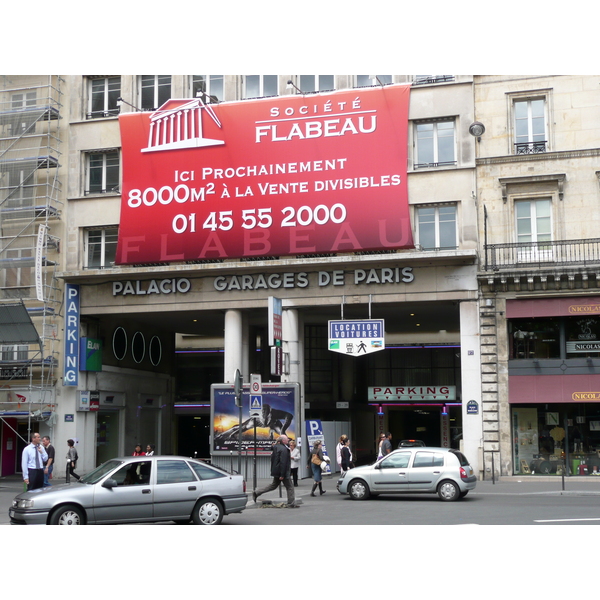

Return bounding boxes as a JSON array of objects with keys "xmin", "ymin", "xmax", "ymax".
[{"xmin": 309, "ymin": 440, "xmax": 327, "ymax": 496}]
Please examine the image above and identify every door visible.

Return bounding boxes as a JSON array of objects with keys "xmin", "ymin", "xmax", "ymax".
[
  {"xmin": 152, "ymin": 459, "xmax": 202, "ymax": 519},
  {"xmin": 369, "ymin": 451, "xmax": 411, "ymax": 493},
  {"xmin": 408, "ymin": 451, "xmax": 446, "ymax": 491},
  {"xmin": 91, "ymin": 460, "xmax": 154, "ymax": 523},
  {"xmin": 96, "ymin": 410, "xmax": 121, "ymax": 466}
]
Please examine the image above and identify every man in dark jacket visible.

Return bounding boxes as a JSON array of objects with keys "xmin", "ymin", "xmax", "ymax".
[{"xmin": 252, "ymin": 434, "xmax": 297, "ymax": 508}]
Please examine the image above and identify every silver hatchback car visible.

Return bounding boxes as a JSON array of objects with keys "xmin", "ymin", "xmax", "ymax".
[
  {"xmin": 337, "ymin": 447, "xmax": 476, "ymax": 501},
  {"xmin": 10, "ymin": 455, "xmax": 247, "ymax": 525}
]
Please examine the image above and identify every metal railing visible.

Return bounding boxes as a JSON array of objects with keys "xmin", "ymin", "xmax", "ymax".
[
  {"xmin": 514, "ymin": 140, "xmax": 547, "ymax": 154},
  {"xmin": 484, "ymin": 238, "xmax": 600, "ymax": 271}
]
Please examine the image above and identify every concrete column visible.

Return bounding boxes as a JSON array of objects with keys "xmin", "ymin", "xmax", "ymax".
[
  {"xmin": 224, "ymin": 309, "xmax": 243, "ymax": 383},
  {"xmin": 282, "ymin": 308, "xmax": 300, "ymax": 384},
  {"xmin": 460, "ymin": 300, "xmax": 483, "ymax": 477}
]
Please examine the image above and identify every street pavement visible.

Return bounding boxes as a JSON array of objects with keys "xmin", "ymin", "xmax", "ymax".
[{"xmin": 2, "ymin": 471, "xmax": 600, "ymax": 526}]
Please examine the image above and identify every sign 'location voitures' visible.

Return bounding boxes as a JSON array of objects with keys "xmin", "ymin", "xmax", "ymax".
[{"xmin": 116, "ymin": 85, "xmax": 413, "ymax": 263}]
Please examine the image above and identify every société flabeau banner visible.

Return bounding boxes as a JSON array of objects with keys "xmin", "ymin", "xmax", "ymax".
[{"xmin": 116, "ymin": 84, "xmax": 413, "ymax": 263}]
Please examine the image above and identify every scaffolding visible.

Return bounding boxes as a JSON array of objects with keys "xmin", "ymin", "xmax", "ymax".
[{"xmin": 0, "ymin": 76, "xmax": 63, "ymax": 442}]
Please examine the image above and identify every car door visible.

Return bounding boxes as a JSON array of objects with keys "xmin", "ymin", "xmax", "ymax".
[
  {"xmin": 152, "ymin": 459, "xmax": 202, "ymax": 520},
  {"xmin": 408, "ymin": 451, "xmax": 446, "ymax": 491},
  {"xmin": 369, "ymin": 451, "xmax": 412, "ymax": 493},
  {"xmin": 91, "ymin": 460, "xmax": 154, "ymax": 523}
]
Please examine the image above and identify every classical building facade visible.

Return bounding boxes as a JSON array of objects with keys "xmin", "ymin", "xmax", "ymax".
[
  {"xmin": 475, "ymin": 75, "xmax": 600, "ymax": 477},
  {"xmin": 2, "ymin": 74, "xmax": 483, "ymax": 478}
]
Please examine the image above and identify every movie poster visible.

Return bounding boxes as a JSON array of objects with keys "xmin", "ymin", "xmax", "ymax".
[{"xmin": 211, "ymin": 383, "xmax": 298, "ymax": 454}]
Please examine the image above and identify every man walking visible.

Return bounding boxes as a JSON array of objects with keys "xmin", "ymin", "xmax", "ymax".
[
  {"xmin": 381, "ymin": 432, "xmax": 393, "ymax": 456},
  {"xmin": 42, "ymin": 436, "xmax": 55, "ymax": 487},
  {"xmin": 252, "ymin": 434, "xmax": 297, "ymax": 508},
  {"xmin": 22, "ymin": 432, "xmax": 48, "ymax": 491}
]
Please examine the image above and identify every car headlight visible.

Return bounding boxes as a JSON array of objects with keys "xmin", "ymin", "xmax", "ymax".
[{"xmin": 13, "ymin": 498, "xmax": 35, "ymax": 509}]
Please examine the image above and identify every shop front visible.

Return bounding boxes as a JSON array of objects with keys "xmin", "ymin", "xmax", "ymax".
[{"xmin": 507, "ymin": 296, "xmax": 600, "ymax": 476}]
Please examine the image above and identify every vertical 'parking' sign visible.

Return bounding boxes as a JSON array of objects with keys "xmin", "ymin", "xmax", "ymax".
[{"xmin": 64, "ymin": 284, "xmax": 80, "ymax": 386}]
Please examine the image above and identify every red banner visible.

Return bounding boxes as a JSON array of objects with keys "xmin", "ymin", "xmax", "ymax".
[{"xmin": 116, "ymin": 85, "xmax": 413, "ymax": 263}]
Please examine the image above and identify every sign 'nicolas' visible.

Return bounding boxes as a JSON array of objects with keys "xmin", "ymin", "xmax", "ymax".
[{"xmin": 116, "ymin": 85, "xmax": 412, "ymax": 263}]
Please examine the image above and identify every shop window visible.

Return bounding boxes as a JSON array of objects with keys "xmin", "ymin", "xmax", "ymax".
[
  {"xmin": 85, "ymin": 150, "xmax": 120, "ymax": 195},
  {"xmin": 509, "ymin": 318, "xmax": 560, "ymax": 359},
  {"xmin": 566, "ymin": 316, "xmax": 600, "ymax": 357},
  {"xmin": 140, "ymin": 75, "xmax": 171, "ymax": 110},
  {"xmin": 416, "ymin": 204, "xmax": 457, "ymax": 250},
  {"xmin": 190, "ymin": 75, "xmax": 223, "ymax": 103},
  {"xmin": 414, "ymin": 120, "xmax": 456, "ymax": 168},
  {"xmin": 85, "ymin": 227, "xmax": 118, "ymax": 269},
  {"xmin": 87, "ymin": 76, "xmax": 120, "ymax": 119},
  {"xmin": 244, "ymin": 75, "xmax": 278, "ymax": 99}
]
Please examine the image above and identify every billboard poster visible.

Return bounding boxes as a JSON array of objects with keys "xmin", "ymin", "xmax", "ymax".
[
  {"xmin": 116, "ymin": 85, "xmax": 412, "ymax": 263},
  {"xmin": 211, "ymin": 383, "xmax": 298, "ymax": 454}
]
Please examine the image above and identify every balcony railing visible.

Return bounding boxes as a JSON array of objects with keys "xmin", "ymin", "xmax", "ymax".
[
  {"xmin": 484, "ymin": 238, "xmax": 600, "ymax": 271},
  {"xmin": 514, "ymin": 141, "xmax": 547, "ymax": 154}
]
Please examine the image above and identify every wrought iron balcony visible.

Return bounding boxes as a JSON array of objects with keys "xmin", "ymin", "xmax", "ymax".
[
  {"xmin": 514, "ymin": 141, "xmax": 547, "ymax": 154},
  {"xmin": 484, "ymin": 238, "xmax": 600, "ymax": 271}
]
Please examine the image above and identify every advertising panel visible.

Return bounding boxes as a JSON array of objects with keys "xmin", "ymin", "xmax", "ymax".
[
  {"xmin": 328, "ymin": 318, "xmax": 385, "ymax": 356},
  {"xmin": 211, "ymin": 383, "xmax": 298, "ymax": 454},
  {"xmin": 116, "ymin": 85, "xmax": 412, "ymax": 263}
]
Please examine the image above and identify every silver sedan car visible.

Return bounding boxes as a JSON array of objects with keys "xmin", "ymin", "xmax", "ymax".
[
  {"xmin": 337, "ymin": 447, "xmax": 476, "ymax": 501},
  {"xmin": 10, "ymin": 455, "xmax": 247, "ymax": 525}
]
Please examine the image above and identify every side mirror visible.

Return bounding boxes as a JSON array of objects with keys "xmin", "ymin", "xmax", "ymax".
[{"xmin": 102, "ymin": 478, "xmax": 118, "ymax": 489}]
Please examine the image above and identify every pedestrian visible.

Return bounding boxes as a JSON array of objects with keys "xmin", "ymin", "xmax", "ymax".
[
  {"xmin": 336, "ymin": 434, "xmax": 348, "ymax": 472},
  {"xmin": 132, "ymin": 444, "xmax": 145, "ymax": 456},
  {"xmin": 252, "ymin": 434, "xmax": 297, "ymax": 508},
  {"xmin": 145, "ymin": 444, "xmax": 155, "ymax": 456},
  {"xmin": 66, "ymin": 439, "xmax": 80, "ymax": 482},
  {"xmin": 289, "ymin": 439, "xmax": 301, "ymax": 486},
  {"xmin": 22, "ymin": 432, "xmax": 48, "ymax": 491},
  {"xmin": 309, "ymin": 440, "xmax": 327, "ymax": 496},
  {"xmin": 42, "ymin": 435, "xmax": 55, "ymax": 487},
  {"xmin": 341, "ymin": 438, "xmax": 353, "ymax": 472},
  {"xmin": 377, "ymin": 433, "xmax": 386, "ymax": 459},
  {"xmin": 381, "ymin": 432, "xmax": 393, "ymax": 456}
]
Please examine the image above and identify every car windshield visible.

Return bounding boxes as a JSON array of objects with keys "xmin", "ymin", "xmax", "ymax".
[{"xmin": 80, "ymin": 459, "xmax": 124, "ymax": 484}]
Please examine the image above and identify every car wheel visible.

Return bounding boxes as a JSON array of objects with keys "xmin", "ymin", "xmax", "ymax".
[
  {"xmin": 49, "ymin": 504, "xmax": 85, "ymax": 525},
  {"xmin": 437, "ymin": 480, "xmax": 460, "ymax": 502},
  {"xmin": 348, "ymin": 479, "xmax": 370, "ymax": 500},
  {"xmin": 192, "ymin": 498, "xmax": 224, "ymax": 525}
]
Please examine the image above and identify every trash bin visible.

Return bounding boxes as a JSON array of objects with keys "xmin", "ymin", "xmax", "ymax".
[{"xmin": 572, "ymin": 459, "xmax": 581, "ymax": 475}]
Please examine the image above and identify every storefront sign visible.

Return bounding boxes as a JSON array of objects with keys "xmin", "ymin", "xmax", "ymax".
[
  {"xmin": 369, "ymin": 386, "xmax": 456, "ymax": 402},
  {"xmin": 112, "ymin": 278, "xmax": 191, "ymax": 296},
  {"xmin": 116, "ymin": 85, "xmax": 413, "ymax": 263},
  {"xmin": 63, "ymin": 284, "xmax": 80, "ymax": 386},
  {"xmin": 507, "ymin": 297, "xmax": 600, "ymax": 318},
  {"xmin": 213, "ymin": 267, "xmax": 414, "ymax": 291},
  {"xmin": 79, "ymin": 338, "xmax": 102, "ymax": 372},
  {"xmin": 329, "ymin": 319, "xmax": 385, "ymax": 356}
]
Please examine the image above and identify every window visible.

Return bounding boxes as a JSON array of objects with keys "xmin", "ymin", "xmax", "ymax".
[
  {"xmin": 413, "ymin": 452, "xmax": 445, "ymax": 468},
  {"xmin": 514, "ymin": 98, "xmax": 547, "ymax": 154},
  {"xmin": 157, "ymin": 460, "xmax": 196, "ymax": 484},
  {"xmin": 190, "ymin": 75, "xmax": 223, "ymax": 103},
  {"xmin": 112, "ymin": 462, "xmax": 152, "ymax": 486},
  {"xmin": 9, "ymin": 91, "xmax": 37, "ymax": 135},
  {"xmin": 244, "ymin": 75, "xmax": 278, "ymax": 98},
  {"xmin": 86, "ymin": 151, "xmax": 119, "ymax": 195},
  {"xmin": 3, "ymin": 248, "xmax": 32, "ymax": 291},
  {"xmin": 416, "ymin": 204, "xmax": 457, "ymax": 249},
  {"xmin": 356, "ymin": 75, "xmax": 392, "ymax": 87},
  {"xmin": 88, "ymin": 76, "xmax": 120, "ymax": 119},
  {"xmin": 85, "ymin": 228, "xmax": 118, "ymax": 269},
  {"xmin": 140, "ymin": 75, "xmax": 171, "ymax": 110},
  {"xmin": 299, "ymin": 75, "xmax": 335, "ymax": 92},
  {"xmin": 380, "ymin": 452, "xmax": 410, "ymax": 469},
  {"xmin": 414, "ymin": 120, "xmax": 455, "ymax": 168},
  {"xmin": 189, "ymin": 462, "xmax": 225, "ymax": 480},
  {"xmin": 1, "ymin": 344, "xmax": 28, "ymax": 362},
  {"xmin": 4, "ymin": 168, "xmax": 35, "ymax": 209}
]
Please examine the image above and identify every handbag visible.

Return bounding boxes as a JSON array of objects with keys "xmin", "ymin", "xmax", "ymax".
[{"xmin": 311, "ymin": 453, "xmax": 322, "ymax": 466}]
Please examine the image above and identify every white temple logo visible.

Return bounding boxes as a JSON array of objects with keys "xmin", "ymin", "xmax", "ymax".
[{"xmin": 142, "ymin": 98, "xmax": 224, "ymax": 153}]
